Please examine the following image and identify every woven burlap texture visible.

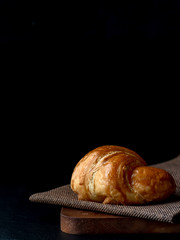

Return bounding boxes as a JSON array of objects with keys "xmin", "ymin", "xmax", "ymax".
[{"xmin": 29, "ymin": 155, "xmax": 180, "ymax": 223}]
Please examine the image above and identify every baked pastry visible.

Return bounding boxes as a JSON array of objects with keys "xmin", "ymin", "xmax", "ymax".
[{"xmin": 71, "ymin": 145, "xmax": 176, "ymax": 205}]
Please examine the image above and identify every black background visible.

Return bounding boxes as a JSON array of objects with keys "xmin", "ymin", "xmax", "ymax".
[
  {"xmin": 1, "ymin": 0, "xmax": 180, "ymax": 190},
  {"xmin": 2, "ymin": 83, "xmax": 179, "ymax": 190}
]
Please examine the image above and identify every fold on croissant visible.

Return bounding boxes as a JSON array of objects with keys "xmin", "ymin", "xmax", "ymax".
[{"xmin": 71, "ymin": 145, "xmax": 176, "ymax": 205}]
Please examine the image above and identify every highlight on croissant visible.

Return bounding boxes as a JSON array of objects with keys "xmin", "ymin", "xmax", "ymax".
[{"xmin": 71, "ymin": 145, "xmax": 176, "ymax": 205}]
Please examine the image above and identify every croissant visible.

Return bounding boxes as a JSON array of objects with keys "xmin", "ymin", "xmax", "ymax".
[{"xmin": 71, "ymin": 145, "xmax": 176, "ymax": 205}]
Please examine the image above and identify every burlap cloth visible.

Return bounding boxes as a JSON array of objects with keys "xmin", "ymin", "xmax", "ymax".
[{"xmin": 29, "ymin": 155, "xmax": 180, "ymax": 223}]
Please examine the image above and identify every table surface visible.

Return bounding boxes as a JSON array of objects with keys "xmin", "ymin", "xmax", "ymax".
[{"xmin": 1, "ymin": 184, "xmax": 180, "ymax": 240}]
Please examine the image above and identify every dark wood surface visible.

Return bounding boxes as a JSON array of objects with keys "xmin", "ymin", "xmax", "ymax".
[
  {"xmin": 61, "ymin": 207, "xmax": 180, "ymax": 235},
  {"xmin": 1, "ymin": 184, "xmax": 180, "ymax": 240}
]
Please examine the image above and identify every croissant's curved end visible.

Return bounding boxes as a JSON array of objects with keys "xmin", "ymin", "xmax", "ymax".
[
  {"xmin": 131, "ymin": 166, "xmax": 176, "ymax": 203},
  {"xmin": 70, "ymin": 145, "xmax": 176, "ymax": 205}
]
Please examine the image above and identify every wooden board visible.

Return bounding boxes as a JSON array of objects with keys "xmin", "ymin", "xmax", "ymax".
[{"xmin": 60, "ymin": 207, "xmax": 180, "ymax": 235}]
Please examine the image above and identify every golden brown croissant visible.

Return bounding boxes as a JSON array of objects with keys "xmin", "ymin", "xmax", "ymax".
[{"xmin": 71, "ymin": 145, "xmax": 176, "ymax": 205}]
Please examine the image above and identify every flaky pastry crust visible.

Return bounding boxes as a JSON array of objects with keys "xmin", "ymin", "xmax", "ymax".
[{"xmin": 71, "ymin": 145, "xmax": 176, "ymax": 205}]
